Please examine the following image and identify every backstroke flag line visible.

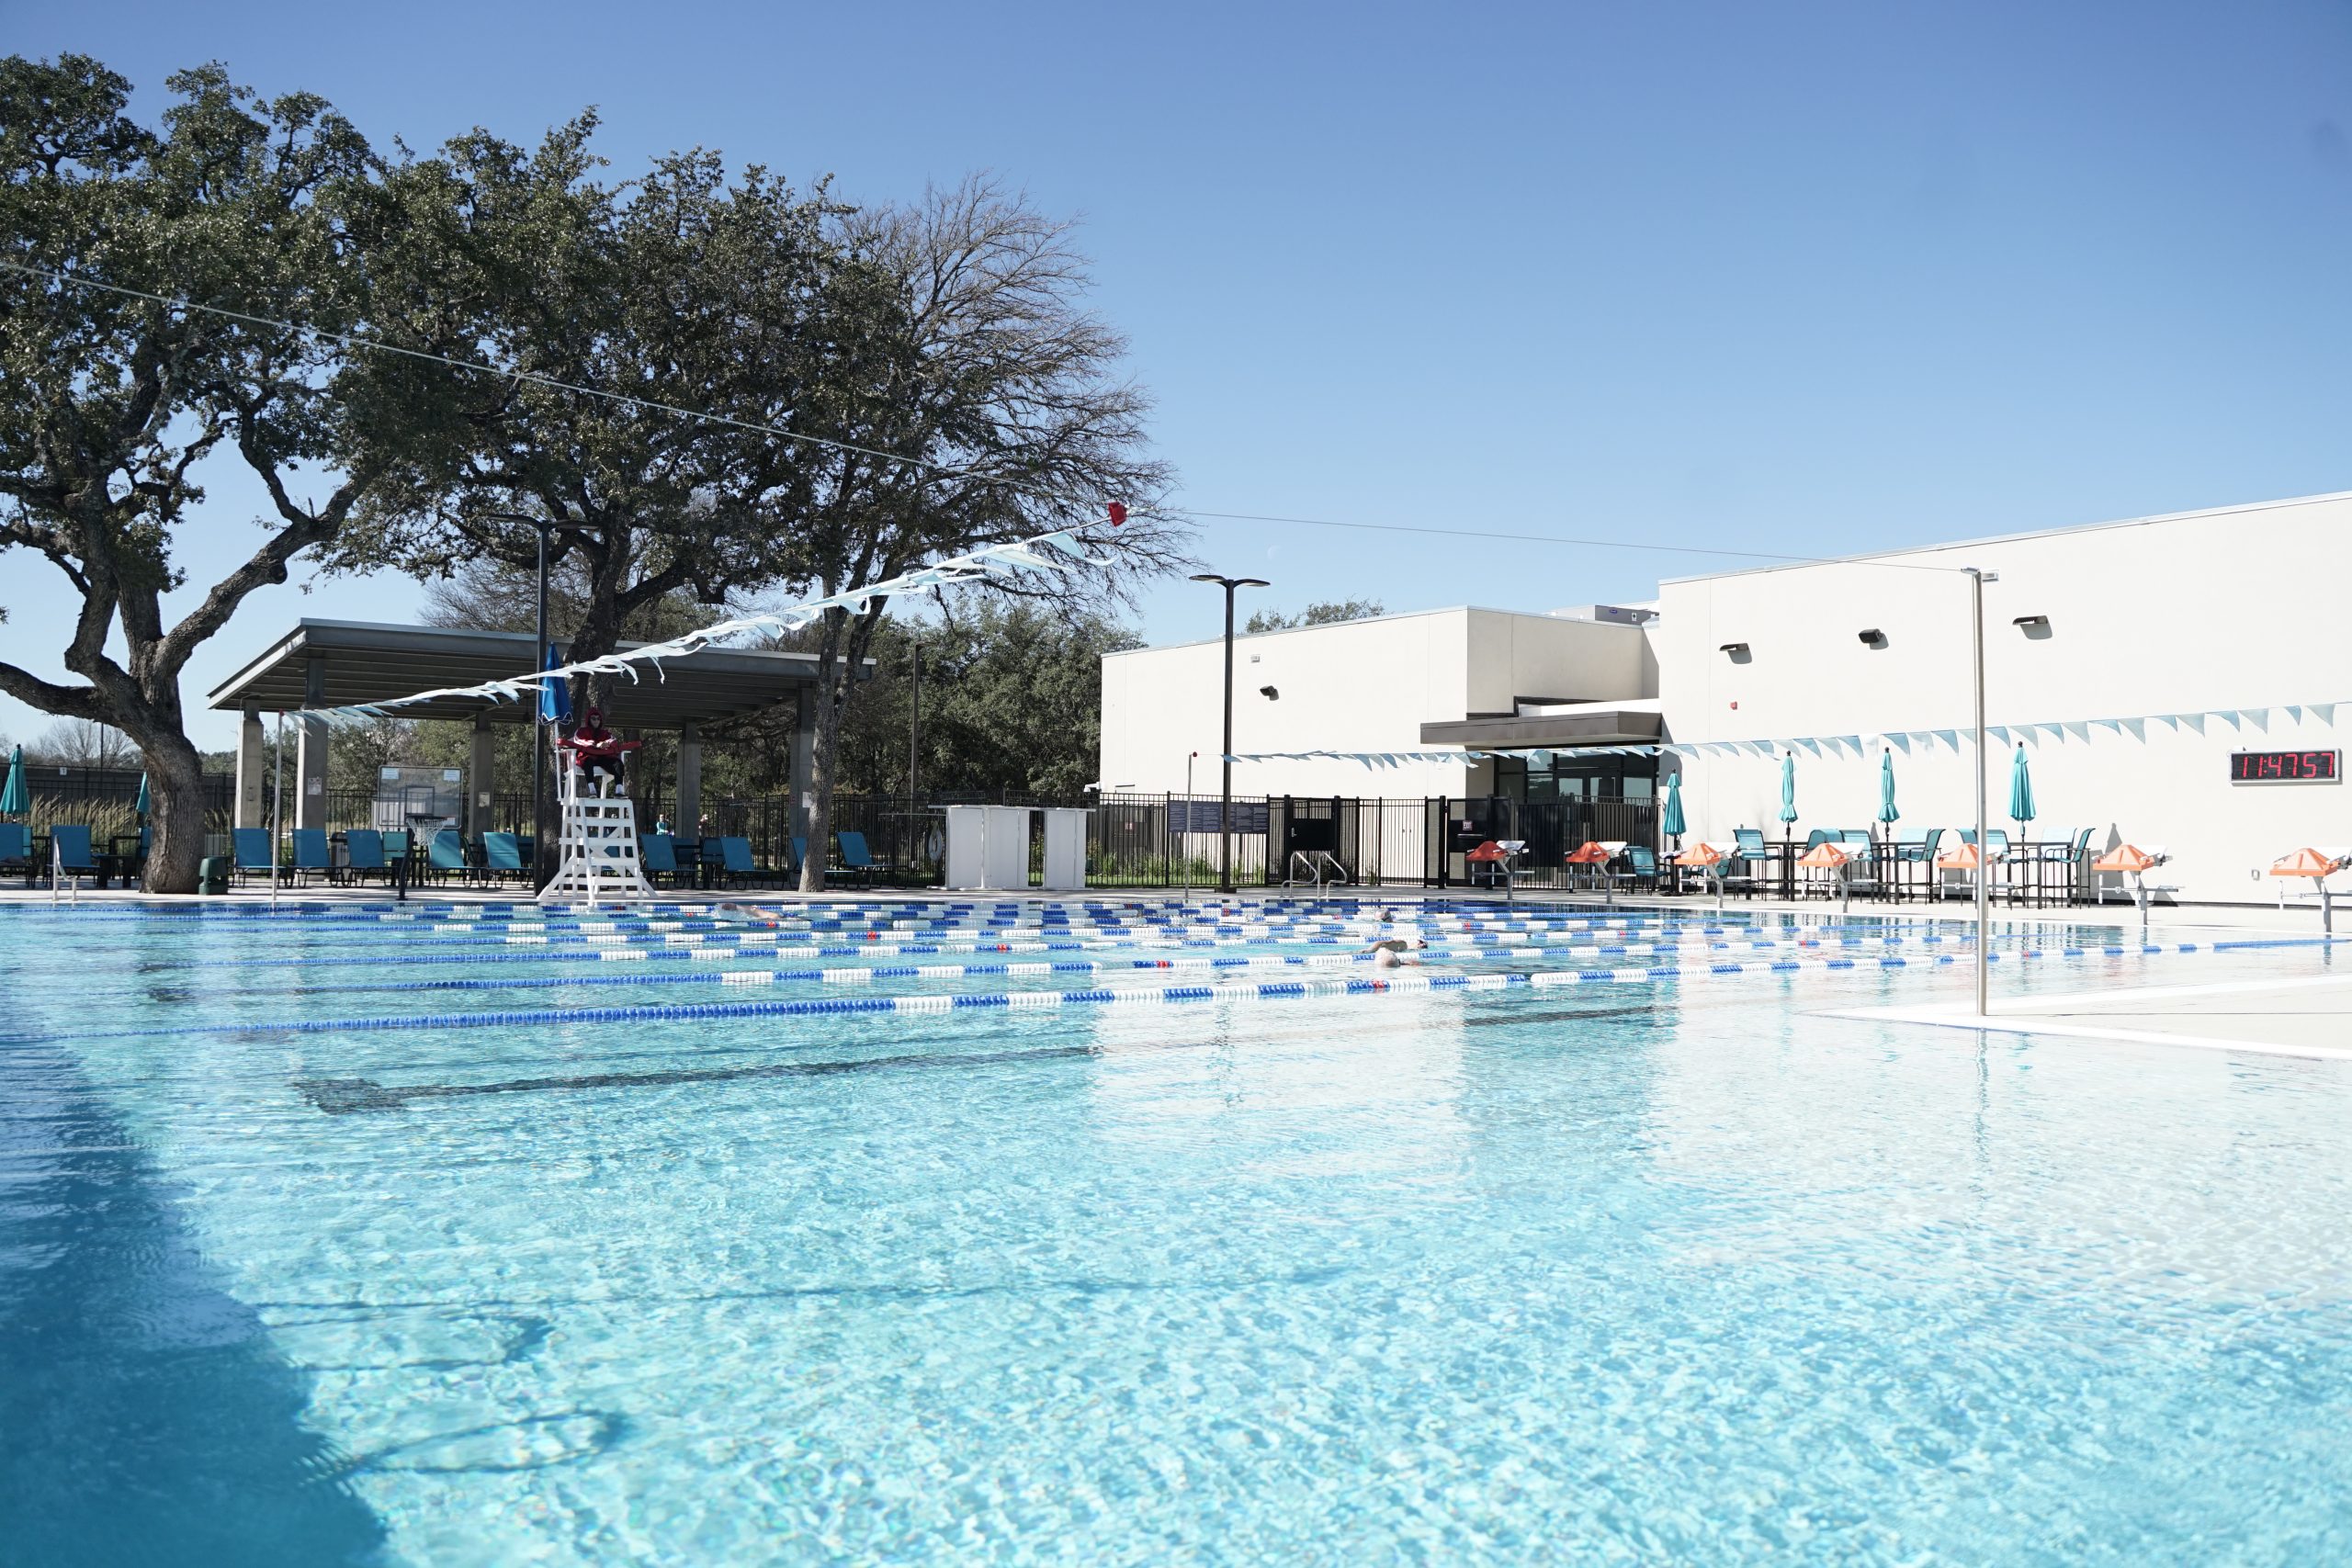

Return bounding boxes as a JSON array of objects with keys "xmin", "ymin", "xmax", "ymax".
[
  {"xmin": 314, "ymin": 525, "xmax": 1111, "ymax": 724},
  {"xmin": 1224, "ymin": 698, "xmax": 2346, "ymax": 767}
]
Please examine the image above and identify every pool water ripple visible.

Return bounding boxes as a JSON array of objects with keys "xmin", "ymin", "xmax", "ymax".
[{"xmin": 2, "ymin": 897, "xmax": 2348, "ymax": 1563}]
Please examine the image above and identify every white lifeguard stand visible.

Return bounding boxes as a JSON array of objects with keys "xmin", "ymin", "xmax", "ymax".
[{"xmin": 538, "ymin": 768, "xmax": 654, "ymax": 907}]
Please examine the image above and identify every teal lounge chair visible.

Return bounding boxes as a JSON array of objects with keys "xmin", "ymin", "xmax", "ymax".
[
  {"xmin": 428, "ymin": 829, "xmax": 469, "ymax": 884},
  {"xmin": 483, "ymin": 831, "xmax": 526, "ymax": 884},
  {"xmin": 718, "ymin": 836, "xmax": 771, "ymax": 888},
  {"xmin": 639, "ymin": 833, "xmax": 683, "ymax": 886},
  {"xmin": 1606, "ymin": 844, "xmax": 1660, "ymax": 895},
  {"xmin": 290, "ymin": 829, "xmax": 333, "ymax": 886},
  {"xmin": 232, "ymin": 827, "xmax": 276, "ymax": 885},
  {"xmin": 50, "ymin": 825, "xmax": 101, "ymax": 887},
  {"xmin": 0, "ymin": 822, "xmax": 32, "ymax": 884},
  {"xmin": 344, "ymin": 829, "xmax": 389, "ymax": 884},
  {"xmin": 835, "ymin": 830, "xmax": 882, "ymax": 886}
]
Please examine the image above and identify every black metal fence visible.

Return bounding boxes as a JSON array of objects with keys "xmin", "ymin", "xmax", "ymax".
[
  {"xmin": 670, "ymin": 791, "xmax": 1660, "ymax": 889},
  {"xmin": 25, "ymin": 767, "xmax": 1659, "ymax": 889},
  {"xmin": 17, "ymin": 764, "xmax": 237, "ymax": 814}
]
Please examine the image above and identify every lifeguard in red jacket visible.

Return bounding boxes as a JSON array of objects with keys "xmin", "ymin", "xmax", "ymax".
[{"xmin": 555, "ymin": 705, "xmax": 641, "ymax": 796}]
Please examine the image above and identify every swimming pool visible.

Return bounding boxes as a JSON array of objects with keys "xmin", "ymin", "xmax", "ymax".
[{"xmin": 5, "ymin": 896, "xmax": 2348, "ymax": 1563}]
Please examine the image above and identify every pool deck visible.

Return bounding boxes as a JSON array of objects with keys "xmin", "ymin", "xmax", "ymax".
[{"xmin": 1827, "ymin": 975, "xmax": 2352, "ymax": 1062}]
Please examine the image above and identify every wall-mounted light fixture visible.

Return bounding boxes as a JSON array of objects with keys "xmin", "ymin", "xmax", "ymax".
[
  {"xmin": 1259, "ymin": 685, "xmax": 1280, "ymax": 700},
  {"xmin": 1858, "ymin": 628, "xmax": 1887, "ymax": 648},
  {"xmin": 2012, "ymin": 615, "xmax": 2050, "ymax": 631},
  {"xmin": 1718, "ymin": 641, "xmax": 1750, "ymax": 659}
]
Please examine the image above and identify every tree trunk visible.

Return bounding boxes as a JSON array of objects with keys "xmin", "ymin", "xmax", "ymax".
[{"xmin": 142, "ymin": 732, "xmax": 209, "ymax": 895}]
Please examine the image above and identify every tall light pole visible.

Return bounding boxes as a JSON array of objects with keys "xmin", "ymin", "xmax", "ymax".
[
  {"xmin": 488, "ymin": 512, "xmax": 598, "ymax": 891},
  {"xmin": 1189, "ymin": 573, "xmax": 1269, "ymax": 894},
  {"xmin": 1966, "ymin": 567, "xmax": 1999, "ymax": 1019},
  {"xmin": 906, "ymin": 637, "xmax": 922, "ymax": 834}
]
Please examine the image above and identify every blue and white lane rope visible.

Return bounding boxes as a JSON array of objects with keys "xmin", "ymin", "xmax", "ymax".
[
  {"xmin": 192, "ymin": 941, "xmax": 1982, "ymax": 999},
  {"xmin": 40, "ymin": 935, "xmax": 2341, "ymax": 1043}
]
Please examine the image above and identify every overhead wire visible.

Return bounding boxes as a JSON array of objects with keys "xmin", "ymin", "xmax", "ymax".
[{"xmin": 5, "ymin": 257, "xmax": 1965, "ymax": 574}]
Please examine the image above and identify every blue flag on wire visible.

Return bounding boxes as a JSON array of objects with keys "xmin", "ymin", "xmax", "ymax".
[{"xmin": 539, "ymin": 644, "xmax": 571, "ymax": 725}]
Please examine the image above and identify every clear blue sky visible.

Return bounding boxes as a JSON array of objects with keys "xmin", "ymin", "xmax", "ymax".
[{"xmin": 7, "ymin": 1, "xmax": 2350, "ymax": 749}]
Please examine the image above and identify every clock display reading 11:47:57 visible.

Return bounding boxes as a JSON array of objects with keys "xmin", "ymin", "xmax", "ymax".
[{"xmin": 2229, "ymin": 749, "xmax": 2340, "ymax": 784}]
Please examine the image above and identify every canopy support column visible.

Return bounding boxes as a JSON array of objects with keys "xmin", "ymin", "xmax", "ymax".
[
  {"xmin": 676, "ymin": 722, "xmax": 702, "ymax": 840},
  {"xmin": 234, "ymin": 706, "xmax": 266, "ymax": 829},
  {"xmin": 469, "ymin": 716, "xmax": 498, "ymax": 838},
  {"xmin": 295, "ymin": 655, "xmax": 329, "ymax": 832}
]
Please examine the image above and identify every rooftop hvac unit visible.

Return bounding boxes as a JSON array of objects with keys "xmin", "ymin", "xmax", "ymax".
[{"xmin": 1550, "ymin": 604, "xmax": 1657, "ymax": 626}]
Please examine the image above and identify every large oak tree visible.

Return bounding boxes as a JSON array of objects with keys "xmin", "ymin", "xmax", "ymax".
[{"xmin": 0, "ymin": 56, "xmax": 424, "ymax": 892}]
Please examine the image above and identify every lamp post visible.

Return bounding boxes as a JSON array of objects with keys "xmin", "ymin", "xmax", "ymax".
[
  {"xmin": 906, "ymin": 637, "xmax": 922, "ymax": 861},
  {"xmin": 1965, "ymin": 567, "xmax": 1999, "ymax": 1019},
  {"xmin": 1188, "ymin": 573, "xmax": 1269, "ymax": 894},
  {"xmin": 487, "ymin": 512, "xmax": 600, "ymax": 891},
  {"xmin": 1182, "ymin": 749, "xmax": 1199, "ymax": 904}
]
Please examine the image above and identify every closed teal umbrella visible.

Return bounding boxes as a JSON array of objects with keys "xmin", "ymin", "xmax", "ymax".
[
  {"xmin": 0, "ymin": 745, "xmax": 24, "ymax": 815},
  {"xmin": 539, "ymin": 643, "xmax": 572, "ymax": 725},
  {"xmin": 1660, "ymin": 772, "xmax": 1686, "ymax": 841},
  {"xmin": 1778, "ymin": 754, "xmax": 1798, "ymax": 825},
  {"xmin": 133, "ymin": 771, "xmax": 150, "ymax": 818},
  {"xmin": 2008, "ymin": 745, "xmax": 2036, "ymax": 828},
  {"xmin": 1877, "ymin": 750, "xmax": 1899, "ymax": 825}
]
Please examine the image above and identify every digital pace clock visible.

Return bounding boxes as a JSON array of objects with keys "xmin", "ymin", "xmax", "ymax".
[{"xmin": 2229, "ymin": 749, "xmax": 2340, "ymax": 784}]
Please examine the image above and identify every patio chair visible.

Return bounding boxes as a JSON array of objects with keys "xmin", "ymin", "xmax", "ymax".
[
  {"xmin": 1605, "ymin": 844, "xmax": 1660, "ymax": 896},
  {"xmin": 343, "ymin": 829, "xmax": 390, "ymax": 885},
  {"xmin": 290, "ymin": 829, "xmax": 334, "ymax": 886},
  {"xmin": 103, "ymin": 826, "xmax": 151, "ymax": 887},
  {"xmin": 232, "ymin": 827, "xmax": 277, "ymax": 886},
  {"xmin": 0, "ymin": 822, "xmax": 33, "ymax": 884},
  {"xmin": 2026, "ymin": 828, "xmax": 2095, "ymax": 906},
  {"xmin": 1890, "ymin": 829, "xmax": 1943, "ymax": 900},
  {"xmin": 428, "ymin": 829, "xmax": 469, "ymax": 884},
  {"xmin": 1732, "ymin": 826, "xmax": 1778, "ymax": 896},
  {"xmin": 1795, "ymin": 829, "xmax": 1838, "ymax": 897},
  {"xmin": 1690, "ymin": 847, "xmax": 1759, "ymax": 902},
  {"xmin": 482, "ymin": 831, "xmax": 527, "ymax": 885},
  {"xmin": 835, "ymin": 829, "xmax": 882, "ymax": 886},
  {"xmin": 639, "ymin": 832, "xmax": 684, "ymax": 887},
  {"xmin": 49, "ymin": 825, "xmax": 101, "ymax": 888}
]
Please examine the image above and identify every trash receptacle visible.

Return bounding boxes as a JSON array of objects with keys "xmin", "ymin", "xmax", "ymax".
[{"xmin": 198, "ymin": 856, "xmax": 231, "ymax": 896}]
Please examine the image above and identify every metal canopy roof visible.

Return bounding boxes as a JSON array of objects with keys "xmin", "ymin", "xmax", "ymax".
[
  {"xmin": 1419, "ymin": 710, "xmax": 1665, "ymax": 748},
  {"xmin": 208, "ymin": 618, "xmax": 841, "ymax": 728}
]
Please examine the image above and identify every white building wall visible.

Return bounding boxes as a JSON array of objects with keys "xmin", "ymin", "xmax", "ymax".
[
  {"xmin": 1098, "ymin": 608, "xmax": 1655, "ymax": 800},
  {"xmin": 1657, "ymin": 491, "xmax": 2352, "ymax": 904}
]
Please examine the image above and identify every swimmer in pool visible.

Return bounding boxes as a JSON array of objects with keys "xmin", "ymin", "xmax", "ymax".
[{"xmin": 1361, "ymin": 936, "xmax": 1428, "ymax": 968}]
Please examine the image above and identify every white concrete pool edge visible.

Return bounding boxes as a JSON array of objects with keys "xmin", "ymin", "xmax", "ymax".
[{"xmin": 1822, "ymin": 973, "xmax": 2352, "ymax": 1062}]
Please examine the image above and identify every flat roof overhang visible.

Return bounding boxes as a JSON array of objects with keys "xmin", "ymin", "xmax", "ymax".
[
  {"xmin": 1419, "ymin": 711, "xmax": 1665, "ymax": 749},
  {"xmin": 208, "ymin": 618, "xmax": 855, "ymax": 729}
]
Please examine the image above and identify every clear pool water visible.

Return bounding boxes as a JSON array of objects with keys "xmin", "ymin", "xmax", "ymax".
[{"xmin": 4, "ymin": 897, "xmax": 2348, "ymax": 1564}]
